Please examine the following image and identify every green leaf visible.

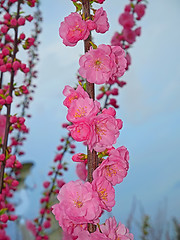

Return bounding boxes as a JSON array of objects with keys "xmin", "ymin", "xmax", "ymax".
[
  {"xmin": 0, "ymin": 208, "xmax": 8, "ymax": 215},
  {"xmin": 73, "ymin": 2, "xmax": 82, "ymax": 12},
  {"xmin": 90, "ymin": 41, "xmax": 97, "ymax": 49}
]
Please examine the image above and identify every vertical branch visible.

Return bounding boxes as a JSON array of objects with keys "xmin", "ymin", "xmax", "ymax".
[
  {"xmin": 81, "ymin": 0, "xmax": 98, "ymax": 233},
  {"xmin": 0, "ymin": 0, "xmax": 21, "ymax": 193}
]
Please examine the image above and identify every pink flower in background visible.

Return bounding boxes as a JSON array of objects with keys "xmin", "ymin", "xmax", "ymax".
[
  {"xmin": 118, "ymin": 12, "xmax": 135, "ymax": 28},
  {"xmin": 93, "ymin": 8, "xmax": 109, "ymax": 33},
  {"xmin": 26, "ymin": 220, "xmax": 36, "ymax": 236},
  {"xmin": 116, "ymin": 221, "xmax": 134, "ymax": 240},
  {"xmin": 100, "ymin": 216, "xmax": 117, "ymax": 239},
  {"xmin": 134, "ymin": 4, "xmax": 146, "ymax": 20},
  {"xmin": 63, "ymin": 85, "xmax": 89, "ymax": 108},
  {"xmin": 59, "ymin": 12, "xmax": 90, "ymax": 46},
  {"xmin": 67, "ymin": 97, "xmax": 100, "ymax": 123},
  {"xmin": 135, "ymin": 27, "xmax": 141, "ymax": 36},
  {"xmin": 52, "ymin": 180, "xmax": 101, "ymax": 225},
  {"xmin": 0, "ymin": 115, "xmax": 6, "ymax": 142},
  {"xmin": 87, "ymin": 111, "xmax": 123, "ymax": 152},
  {"xmin": 100, "ymin": 217, "xmax": 134, "ymax": 240},
  {"xmin": 122, "ymin": 28, "xmax": 136, "ymax": 44},
  {"xmin": 76, "ymin": 162, "xmax": 87, "ymax": 181},
  {"xmin": 93, "ymin": 147, "xmax": 129, "ymax": 186},
  {"xmin": 92, "ymin": 176, "xmax": 115, "ymax": 212},
  {"xmin": 111, "ymin": 32, "xmax": 123, "ymax": 46},
  {"xmin": 95, "ymin": 0, "xmax": 106, "ymax": 3},
  {"xmin": 111, "ymin": 46, "xmax": 127, "ymax": 78}
]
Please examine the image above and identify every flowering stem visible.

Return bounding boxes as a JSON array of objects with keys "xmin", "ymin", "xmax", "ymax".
[
  {"xmin": 82, "ymin": 0, "xmax": 98, "ymax": 233},
  {"xmin": 0, "ymin": 0, "xmax": 21, "ymax": 193},
  {"xmin": 35, "ymin": 136, "xmax": 70, "ymax": 237}
]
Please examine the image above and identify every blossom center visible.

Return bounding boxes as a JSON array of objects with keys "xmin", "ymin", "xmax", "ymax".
[
  {"xmin": 105, "ymin": 165, "xmax": 117, "ymax": 177},
  {"xmin": 95, "ymin": 123, "xmax": 107, "ymax": 139},
  {"xmin": 94, "ymin": 59, "xmax": 102, "ymax": 70},
  {"xmin": 74, "ymin": 200, "xmax": 83, "ymax": 208},
  {"xmin": 74, "ymin": 107, "xmax": 87, "ymax": 118},
  {"xmin": 98, "ymin": 188, "xmax": 108, "ymax": 201}
]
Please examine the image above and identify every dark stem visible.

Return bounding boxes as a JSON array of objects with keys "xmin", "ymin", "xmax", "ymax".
[
  {"xmin": 81, "ymin": 0, "xmax": 97, "ymax": 233},
  {"xmin": 0, "ymin": 0, "xmax": 21, "ymax": 193}
]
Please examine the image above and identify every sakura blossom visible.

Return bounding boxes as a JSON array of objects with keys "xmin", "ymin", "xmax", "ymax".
[
  {"xmin": 87, "ymin": 110, "xmax": 123, "ymax": 152},
  {"xmin": 93, "ymin": 147, "xmax": 129, "ymax": 185},
  {"xmin": 52, "ymin": 180, "xmax": 102, "ymax": 226},
  {"xmin": 79, "ymin": 44, "xmax": 126, "ymax": 84},
  {"xmin": 92, "ymin": 176, "xmax": 115, "ymax": 212},
  {"xmin": 66, "ymin": 97, "xmax": 100, "ymax": 123},
  {"xmin": 63, "ymin": 85, "xmax": 89, "ymax": 108},
  {"xmin": 100, "ymin": 217, "xmax": 134, "ymax": 240},
  {"xmin": 93, "ymin": 7, "xmax": 109, "ymax": 33},
  {"xmin": 59, "ymin": 12, "xmax": 90, "ymax": 46}
]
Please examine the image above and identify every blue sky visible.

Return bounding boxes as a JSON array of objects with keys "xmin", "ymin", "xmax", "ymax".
[{"xmin": 13, "ymin": 0, "xmax": 180, "ymax": 238}]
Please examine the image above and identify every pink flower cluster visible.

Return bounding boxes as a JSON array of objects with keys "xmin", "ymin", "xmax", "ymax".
[
  {"xmin": 63, "ymin": 85, "xmax": 122, "ymax": 152},
  {"xmin": 79, "ymin": 44, "xmax": 127, "ymax": 84},
  {"xmin": 59, "ymin": 8, "xmax": 109, "ymax": 46},
  {"xmin": 111, "ymin": 0, "xmax": 146, "ymax": 70},
  {"xmin": 52, "ymin": 146, "xmax": 131, "ymax": 238}
]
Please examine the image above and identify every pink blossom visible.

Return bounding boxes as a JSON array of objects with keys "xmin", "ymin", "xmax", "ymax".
[
  {"xmin": 72, "ymin": 153, "xmax": 87, "ymax": 163},
  {"xmin": 77, "ymin": 230, "xmax": 110, "ymax": 239},
  {"xmin": 135, "ymin": 27, "xmax": 141, "ymax": 36},
  {"xmin": 86, "ymin": 20, "xmax": 96, "ymax": 31},
  {"xmin": 122, "ymin": 28, "xmax": 136, "ymax": 44},
  {"xmin": 63, "ymin": 85, "xmax": 89, "ymax": 108},
  {"xmin": 92, "ymin": 176, "xmax": 115, "ymax": 212},
  {"xmin": 59, "ymin": 12, "xmax": 90, "ymax": 46},
  {"xmin": 93, "ymin": 8, "xmax": 109, "ymax": 34},
  {"xmin": 111, "ymin": 46, "xmax": 127, "ymax": 78},
  {"xmin": 134, "ymin": 4, "xmax": 146, "ymax": 20},
  {"xmin": 43, "ymin": 220, "xmax": 51, "ymax": 229},
  {"xmin": 95, "ymin": 0, "xmax": 105, "ymax": 3},
  {"xmin": 76, "ymin": 163, "xmax": 87, "ymax": 181},
  {"xmin": 125, "ymin": 52, "xmax": 131, "ymax": 69},
  {"xmin": 93, "ymin": 147, "xmax": 129, "ymax": 185},
  {"xmin": 67, "ymin": 97, "xmax": 100, "ymax": 123},
  {"xmin": 116, "ymin": 221, "xmax": 134, "ymax": 240},
  {"xmin": 79, "ymin": 44, "xmax": 114, "ymax": 84},
  {"xmin": 43, "ymin": 181, "xmax": 50, "ymax": 189},
  {"xmin": 1, "ymin": 25, "xmax": 8, "ymax": 34},
  {"xmin": 53, "ymin": 203, "xmax": 87, "ymax": 236},
  {"xmin": 26, "ymin": 220, "xmax": 36, "ymax": 236},
  {"xmin": 18, "ymin": 17, "xmax": 25, "ymax": 25},
  {"xmin": 62, "ymin": 232, "xmax": 76, "ymax": 240},
  {"xmin": 118, "ymin": 12, "xmax": 135, "ymax": 29},
  {"xmin": 52, "ymin": 180, "xmax": 101, "ymax": 225},
  {"xmin": 111, "ymin": 32, "xmax": 123, "ymax": 46},
  {"xmin": 79, "ymin": 44, "xmax": 126, "ymax": 84},
  {"xmin": 87, "ymin": 112, "xmax": 122, "ymax": 152},
  {"xmin": 0, "ymin": 229, "xmax": 10, "ymax": 240},
  {"xmin": 0, "ymin": 115, "xmax": 6, "ymax": 141},
  {"xmin": 100, "ymin": 217, "xmax": 134, "ymax": 240},
  {"xmin": 68, "ymin": 121, "xmax": 91, "ymax": 142},
  {"xmin": 56, "ymin": 179, "xmax": 65, "ymax": 188},
  {"xmin": 10, "ymin": 18, "xmax": 17, "ymax": 27}
]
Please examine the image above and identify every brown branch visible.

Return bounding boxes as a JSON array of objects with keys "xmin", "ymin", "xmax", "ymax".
[
  {"xmin": 81, "ymin": 0, "xmax": 98, "ymax": 233},
  {"xmin": 0, "ymin": 0, "xmax": 21, "ymax": 193}
]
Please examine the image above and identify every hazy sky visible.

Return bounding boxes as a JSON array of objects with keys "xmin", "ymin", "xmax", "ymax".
[{"xmin": 13, "ymin": 0, "xmax": 180, "ymax": 238}]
